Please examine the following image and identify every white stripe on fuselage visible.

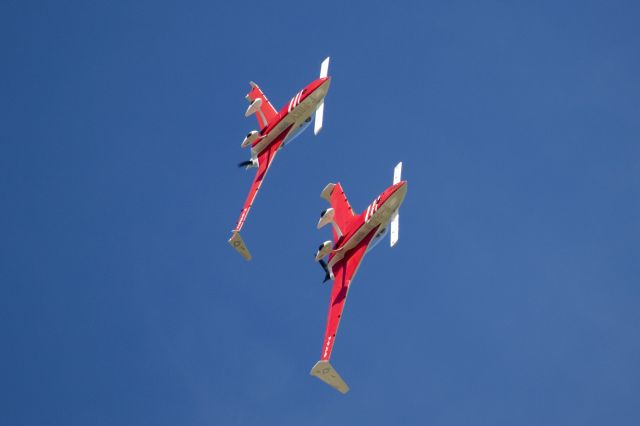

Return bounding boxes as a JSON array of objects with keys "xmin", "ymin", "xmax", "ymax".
[
  {"xmin": 251, "ymin": 84, "xmax": 328, "ymax": 156},
  {"xmin": 289, "ymin": 90, "xmax": 302, "ymax": 113},
  {"xmin": 327, "ymin": 190, "xmax": 404, "ymax": 270}
]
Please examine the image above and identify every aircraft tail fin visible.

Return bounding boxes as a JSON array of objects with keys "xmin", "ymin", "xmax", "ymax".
[
  {"xmin": 228, "ymin": 231, "xmax": 252, "ymax": 261},
  {"xmin": 310, "ymin": 360, "xmax": 349, "ymax": 394}
]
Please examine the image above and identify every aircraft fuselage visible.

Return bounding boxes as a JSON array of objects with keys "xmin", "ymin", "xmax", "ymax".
[
  {"xmin": 251, "ymin": 77, "xmax": 331, "ymax": 156},
  {"xmin": 328, "ymin": 181, "xmax": 408, "ymax": 270}
]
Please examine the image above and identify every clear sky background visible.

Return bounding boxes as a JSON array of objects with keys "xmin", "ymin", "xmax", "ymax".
[{"xmin": 2, "ymin": 1, "xmax": 639, "ymax": 425}]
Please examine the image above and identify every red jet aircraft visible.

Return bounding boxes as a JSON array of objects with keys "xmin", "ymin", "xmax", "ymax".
[
  {"xmin": 310, "ymin": 162, "xmax": 408, "ymax": 393},
  {"xmin": 229, "ymin": 57, "xmax": 331, "ymax": 260}
]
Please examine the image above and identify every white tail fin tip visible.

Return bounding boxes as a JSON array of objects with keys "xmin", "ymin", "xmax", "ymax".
[{"xmin": 310, "ymin": 360, "xmax": 349, "ymax": 394}]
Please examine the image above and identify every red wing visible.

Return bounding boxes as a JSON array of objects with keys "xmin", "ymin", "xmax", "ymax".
[
  {"xmin": 246, "ymin": 82, "xmax": 278, "ymax": 129},
  {"xmin": 319, "ymin": 229, "xmax": 377, "ymax": 361},
  {"xmin": 322, "ymin": 182, "xmax": 356, "ymax": 241},
  {"xmin": 330, "ymin": 183, "xmax": 356, "ymax": 229},
  {"xmin": 233, "ymin": 137, "xmax": 285, "ymax": 232}
]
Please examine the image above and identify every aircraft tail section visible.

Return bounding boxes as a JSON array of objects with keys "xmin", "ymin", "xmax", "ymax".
[
  {"xmin": 228, "ymin": 231, "xmax": 252, "ymax": 261},
  {"xmin": 310, "ymin": 360, "xmax": 349, "ymax": 394}
]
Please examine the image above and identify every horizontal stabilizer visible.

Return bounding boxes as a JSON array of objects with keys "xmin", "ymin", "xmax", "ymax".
[
  {"xmin": 314, "ymin": 101, "xmax": 324, "ymax": 135},
  {"xmin": 390, "ymin": 210, "xmax": 399, "ymax": 247},
  {"xmin": 228, "ymin": 231, "xmax": 252, "ymax": 261},
  {"xmin": 393, "ymin": 161, "xmax": 402, "ymax": 185},
  {"xmin": 314, "ymin": 57, "xmax": 330, "ymax": 135},
  {"xmin": 319, "ymin": 57, "xmax": 330, "ymax": 79},
  {"xmin": 390, "ymin": 162, "xmax": 402, "ymax": 247},
  {"xmin": 310, "ymin": 360, "xmax": 349, "ymax": 394}
]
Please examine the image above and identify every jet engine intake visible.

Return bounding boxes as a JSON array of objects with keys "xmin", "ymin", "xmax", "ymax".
[
  {"xmin": 315, "ymin": 240, "xmax": 333, "ymax": 261},
  {"xmin": 317, "ymin": 208, "xmax": 335, "ymax": 229},
  {"xmin": 245, "ymin": 98, "xmax": 263, "ymax": 117},
  {"xmin": 241, "ymin": 130, "xmax": 259, "ymax": 148}
]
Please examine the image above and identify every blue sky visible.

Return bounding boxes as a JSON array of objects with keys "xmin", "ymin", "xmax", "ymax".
[{"xmin": 1, "ymin": 1, "xmax": 639, "ymax": 424}]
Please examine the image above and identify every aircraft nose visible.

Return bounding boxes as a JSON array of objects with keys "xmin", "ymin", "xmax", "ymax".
[
  {"xmin": 319, "ymin": 76, "xmax": 331, "ymax": 94},
  {"xmin": 394, "ymin": 181, "xmax": 408, "ymax": 204}
]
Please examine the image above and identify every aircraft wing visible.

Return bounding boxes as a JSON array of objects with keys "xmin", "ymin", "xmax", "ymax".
[
  {"xmin": 321, "ymin": 182, "xmax": 356, "ymax": 241},
  {"xmin": 318, "ymin": 229, "xmax": 377, "ymax": 362},
  {"xmin": 246, "ymin": 82, "xmax": 278, "ymax": 129},
  {"xmin": 232, "ymin": 136, "xmax": 285, "ymax": 235}
]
